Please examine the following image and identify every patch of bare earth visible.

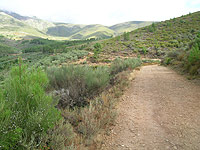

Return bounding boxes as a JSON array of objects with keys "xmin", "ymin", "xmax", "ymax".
[{"xmin": 102, "ymin": 65, "xmax": 200, "ymax": 150}]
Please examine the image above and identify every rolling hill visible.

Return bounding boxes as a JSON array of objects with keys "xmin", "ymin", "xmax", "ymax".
[{"xmin": 0, "ymin": 10, "xmax": 153, "ymax": 40}]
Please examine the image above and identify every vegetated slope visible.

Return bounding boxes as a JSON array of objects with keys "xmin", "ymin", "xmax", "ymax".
[
  {"xmin": 109, "ymin": 21, "xmax": 153, "ymax": 34},
  {"xmin": 0, "ymin": 10, "xmax": 152, "ymax": 40},
  {"xmin": 46, "ymin": 24, "xmax": 115, "ymax": 39},
  {"xmin": 102, "ymin": 11, "xmax": 200, "ymax": 57},
  {"xmin": 46, "ymin": 22, "xmax": 153, "ymax": 40}
]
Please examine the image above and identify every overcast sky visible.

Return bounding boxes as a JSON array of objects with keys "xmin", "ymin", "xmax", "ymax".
[{"xmin": 0, "ymin": 0, "xmax": 200, "ymax": 25}]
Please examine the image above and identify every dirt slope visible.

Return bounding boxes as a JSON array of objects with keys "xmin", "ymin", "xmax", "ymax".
[{"xmin": 102, "ymin": 65, "xmax": 200, "ymax": 150}]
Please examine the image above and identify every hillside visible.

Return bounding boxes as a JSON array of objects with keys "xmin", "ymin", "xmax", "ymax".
[
  {"xmin": 109, "ymin": 21, "xmax": 153, "ymax": 34},
  {"xmin": 102, "ymin": 11, "xmax": 200, "ymax": 56},
  {"xmin": 100, "ymin": 11, "xmax": 200, "ymax": 75},
  {"xmin": 0, "ymin": 10, "xmax": 152, "ymax": 40}
]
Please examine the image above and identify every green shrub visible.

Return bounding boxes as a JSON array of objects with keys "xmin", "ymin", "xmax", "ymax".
[
  {"xmin": 110, "ymin": 58, "xmax": 141, "ymax": 75},
  {"xmin": 93, "ymin": 43, "xmax": 102, "ymax": 59},
  {"xmin": 167, "ymin": 51, "xmax": 180, "ymax": 58},
  {"xmin": 142, "ymin": 47, "xmax": 147, "ymax": 55},
  {"xmin": 188, "ymin": 42, "xmax": 200, "ymax": 64},
  {"xmin": 0, "ymin": 43, "xmax": 18, "ymax": 55},
  {"xmin": 0, "ymin": 64, "xmax": 61, "ymax": 149},
  {"xmin": 47, "ymin": 65, "xmax": 110, "ymax": 108},
  {"xmin": 163, "ymin": 57, "xmax": 172, "ymax": 65},
  {"xmin": 123, "ymin": 32, "xmax": 130, "ymax": 41}
]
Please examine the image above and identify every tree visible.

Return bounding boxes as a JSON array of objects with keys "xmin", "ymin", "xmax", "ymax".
[
  {"xmin": 93, "ymin": 43, "xmax": 102, "ymax": 59},
  {"xmin": 123, "ymin": 32, "xmax": 130, "ymax": 41}
]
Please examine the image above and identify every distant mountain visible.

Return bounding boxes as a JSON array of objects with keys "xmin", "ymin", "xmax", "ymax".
[
  {"xmin": 0, "ymin": 10, "xmax": 31, "ymax": 20},
  {"xmin": 0, "ymin": 10, "xmax": 153, "ymax": 40},
  {"xmin": 46, "ymin": 24, "xmax": 115, "ymax": 39},
  {"xmin": 0, "ymin": 11, "xmax": 47, "ymax": 40}
]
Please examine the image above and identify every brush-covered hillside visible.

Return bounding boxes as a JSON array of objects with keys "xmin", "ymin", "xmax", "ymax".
[
  {"xmin": 102, "ymin": 11, "xmax": 200, "ymax": 56},
  {"xmin": 0, "ymin": 10, "xmax": 152, "ymax": 40},
  {"xmin": 101, "ymin": 11, "xmax": 200, "ymax": 76}
]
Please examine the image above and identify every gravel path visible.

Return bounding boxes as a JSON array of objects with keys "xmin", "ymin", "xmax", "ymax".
[{"xmin": 102, "ymin": 65, "xmax": 200, "ymax": 150}]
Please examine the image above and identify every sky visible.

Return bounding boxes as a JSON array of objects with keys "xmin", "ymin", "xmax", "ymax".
[{"xmin": 0, "ymin": 0, "xmax": 200, "ymax": 26}]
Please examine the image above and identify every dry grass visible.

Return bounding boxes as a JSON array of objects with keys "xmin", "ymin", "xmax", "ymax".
[{"xmin": 52, "ymin": 70, "xmax": 132, "ymax": 149}]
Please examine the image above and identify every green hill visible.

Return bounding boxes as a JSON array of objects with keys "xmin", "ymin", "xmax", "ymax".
[
  {"xmin": 101, "ymin": 11, "xmax": 200, "ymax": 75},
  {"xmin": 103, "ymin": 11, "xmax": 200, "ymax": 55},
  {"xmin": 0, "ymin": 10, "xmax": 152, "ymax": 40}
]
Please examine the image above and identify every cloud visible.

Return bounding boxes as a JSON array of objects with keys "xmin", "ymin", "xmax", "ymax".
[{"xmin": 0, "ymin": 0, "xmax": 199, "ymax": 25}]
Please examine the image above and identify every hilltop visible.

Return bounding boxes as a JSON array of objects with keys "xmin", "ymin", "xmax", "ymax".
[{"xmin": 0, "ymin": 10, "xmax": 152, "ymax": 40}]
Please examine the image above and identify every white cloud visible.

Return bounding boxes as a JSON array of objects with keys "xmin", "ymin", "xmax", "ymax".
[{"xmin": 0, "ymin": 0, "xmax": 199, "ymax": 25}]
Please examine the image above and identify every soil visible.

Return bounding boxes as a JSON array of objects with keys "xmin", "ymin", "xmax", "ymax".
[{"xmin": 102, "ymin": 65, "xmax": 200, "ymax": 150}]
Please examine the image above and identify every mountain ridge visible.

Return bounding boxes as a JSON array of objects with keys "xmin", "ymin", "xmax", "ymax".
[{"xmin": 0, "ymin": 10, "xmax": 153, "ymax": 40}]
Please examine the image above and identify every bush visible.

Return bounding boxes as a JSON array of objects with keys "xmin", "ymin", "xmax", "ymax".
[
  {"xmin": 41, "ymin": 119, "xmax": 76, "ymax": 150},
  {"xmin": 110, "ymin": 58, "xmax": 141, "ymax": 75},
  {"xmin": 0, "ymin": 43, "xmax": 18, "ymax": 55},
  {"xmin": 47, "ymin": 58, "xmax": 141, "ymax": 109},
  {"xmin": 123, "ymin": 32, "xmax": 130, "ymax": 41},
  {"xmin": 188, "ymin": 42, "xmax": 200, "ymax": 64},
  {"xmin": 47, "ymin": 65, "xmax": 110, "ymax": 108},
  {"xmin": 0, "ymin": 64, "xmax": 61, "ymax": 149},
  {"xmin": 93, "ymin": 43, "xmax": 102, "ymax": 59}
]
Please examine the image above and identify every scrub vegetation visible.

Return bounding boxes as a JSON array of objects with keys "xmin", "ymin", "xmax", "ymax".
[{"xmin": 0, "ymin": 10, "xmax": 199, "ymax": 150}]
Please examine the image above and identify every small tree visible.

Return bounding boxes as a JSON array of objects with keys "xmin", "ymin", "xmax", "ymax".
[
  {"xmin": 149, "ymin": 23, "xmax": 156, "ymax": 32},
  {"xmin": 123, "ymin": 32, "xmax": 130, "ymax": 41},
  {"xmin": 93, "ymin": 43, "xmax": 102, "ymax": 59},
  {"xmin": 142, "ymin": 47, "xmax": 147, "ymax": 56},
  {"xmin": 0, "ymin": 62, "xmax": 61, "ymax": 149}
]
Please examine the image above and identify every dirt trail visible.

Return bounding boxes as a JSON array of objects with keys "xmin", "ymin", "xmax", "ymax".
[{"xmin": 102, "ymin": 65, "xmax": 200, "ymax": 150}]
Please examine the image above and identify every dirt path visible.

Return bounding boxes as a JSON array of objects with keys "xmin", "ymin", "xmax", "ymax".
[{"xmin": 102, "ymin": 65, "xmax": 200, "ymax": 150}]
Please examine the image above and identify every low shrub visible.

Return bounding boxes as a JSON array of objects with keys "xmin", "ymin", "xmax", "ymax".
[
  {"xmin": 41, "ymin": 119, "xmax": 76, "ymax": 150},
  {"xmin": 163, "ymin": 34, "xmax": 200, "ymax": 76},
  {"xmin": 61, "ymin": 70, "xmax": 131, "ymax": 148},
  {"xmin": 47, "ymin": 65, "xmax": 110, "ymax": 108},
  {"xmin": 188, "ymin": 41, "xmax": 200, "ymax": 64},
  {"xmin": 47, "ymin": 58, "xmax": 141, "ymax": 109},
  {"xmin": 110, "ymin": 58, "xmax": 141, "ymax": 75}
]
